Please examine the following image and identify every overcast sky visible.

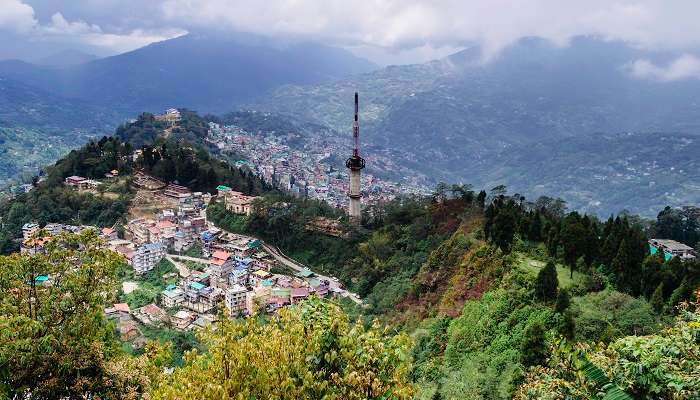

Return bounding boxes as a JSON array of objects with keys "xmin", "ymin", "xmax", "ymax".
[{"xmin": 2, "ymin": 0, "xmax": 700, "ymax": 66}]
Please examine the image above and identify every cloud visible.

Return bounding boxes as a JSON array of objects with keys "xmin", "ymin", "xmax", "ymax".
[
  {"xmin": 0, "ymin": 0, "xmax": 37, "ymax": 33},
  {"xmin": 5, "ymin": 0, "xmax": 700, "ymax": 64},
  {"xmin": 0, "ymin": 0, "xmax": 185, "ymax": 56},
  {"xmin": 157, "ymin": 0, "xmax": 700, "ymax": 61},
  {"xmin": 629, "ymin": 54, "xmax": 700, "ymax": 81}
]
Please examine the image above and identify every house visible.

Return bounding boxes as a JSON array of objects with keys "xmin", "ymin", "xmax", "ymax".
[
  {"xmin": 132, "ymin": 243, "xmax": 165, "ymax": 275},
  {"xmin": 161, "ymin": 287, "xmax": 185, "ymax": 308},
  {"xmin": 172, "ymin": 310, "xmax": 195, "ymax": 330},
  {"xmin": 294, "ymin": 268, "xmax": 315, "ymax": 279},
  {"xmin": 22, "ymin": 223, "xmax": 39, "ymax": 241},
  {"xmin": 101, "ymin": 227, "xmax": 118, "ymax": 240},
  {"xmin": 291, "ymin": 287, "xmax": 310, "ymax": 304},
  {"xmin": 105, "ymin": 303, "xmax": 131, "ymax": 321},
  {"xmin": 649, "ymin": 239, "xmax": 697, "ymax": 262},
  {"xmin": 134, "ymin": 303, "xmax": 168, "ymax": 325},
  {"xmin": 209, "ymin": 250, "xmax": 234, "ymax": 280},
  {"xmin": 222, "ymin": 191, "xmax": 259, "ymax": 216},
  {"xmin": 64, "ymin": 176, "xmax": 87, "ymax": 188},
  {"xmin": 225, "ymin": 284, "xmax": 249, "ymax": 316},
  {"xmin": 119, "ymin": 320, "xmax": 141, "ymax": 341},
  {"xmin": 173, "ymin": 231, "xmax": 194, "ymax": 253}
]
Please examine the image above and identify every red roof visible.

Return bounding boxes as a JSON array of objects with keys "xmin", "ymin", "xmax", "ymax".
[
  {"xmin": 156, "ymin": 221, "xmax": 175, "ymax": 229},
  {"xmin": 102, "ymin": 227, "xmax": 116, "ymax": 235},
  {"xmin": 211, "ymin": 258, "xmax": 228, "ymax": 266},
  {"xmin": 212, "ymin": 250, "xmax": 231, "ymax": 261},
  {"xmin": 114, "ymin": 303, "xmax": 130, "ymax": 313},
  {"xmin": 291, "ymin": 288, "xmax": 310, "ymax": 298}
]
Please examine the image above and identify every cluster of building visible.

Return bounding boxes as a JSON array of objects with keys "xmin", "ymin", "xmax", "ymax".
[
  {"xmin": 207, "ymin": 122, "xmax": 427, "ymax": 210},
  {"xmin": 113, "ymin": 190, "xmax": 210, "ymax": 274}
]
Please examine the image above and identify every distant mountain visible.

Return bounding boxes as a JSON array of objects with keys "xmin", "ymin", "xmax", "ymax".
[
  {"xmin": 35, "ymin": 49, "xmax": 98, "ymax": 67},
  {"xmin": 0, "ymin": 33, "xmax": 377, "ymax": 115},
  {"xmin": 0, "ymin": 76, "xmax": 121, "ymax": 185},
  {"xmin": 0, "ymin": 33, "xmax": 375, "ymax": 185},
  {"xmin": 252, "ymin": 36, "xmax": 700, "ymax": 216}
]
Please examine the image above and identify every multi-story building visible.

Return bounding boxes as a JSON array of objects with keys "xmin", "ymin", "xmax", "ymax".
[
  {"xmin": 22, "ymin": 223, "xmax": 39, "ymax": 241},
  {"xmin": 209, "ymin": 250, "xmax": 234, "ymax": 280},
  {"xmin": 132, "ymin": 243, "xmax": 165, "ymax": 275},
  {"xmin": 225, "ymin": 284, "xmax": 250, "ymax": 316},
  {"xmin": 161, "ymin": 286, "xmax": 185, "ymax": 308}
]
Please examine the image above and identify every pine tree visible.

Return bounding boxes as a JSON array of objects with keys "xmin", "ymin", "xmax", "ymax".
[
  {"xmin": 651, "ymin": 282, "xmax": 665, "ymax": 313},
  {"xmin": 521, "ymin": 321, "xmax": 547, "ymax": 367},
  {"xmin": 535, "ymin": 262, "xmax": 559, "ymax": 301},
  {"xmin": 555, "ymin": 288, "xmax": 570, "ymax": 313}
]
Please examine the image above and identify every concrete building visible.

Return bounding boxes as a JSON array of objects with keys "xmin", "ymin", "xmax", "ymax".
[
  {"xmin": 22, "ymin": 223, "xmax": 39, "ymax": 241},
  {"xmin": 132, "ymin": 243, "xmax": 165, "ymax": 275},
  {"xmin": 161, "ymin": 287, "xmax": 185, "ymax": 308},
  {"xmin": 649, "ymin": 239, "xmax": 697, "ymax": 262},
  {"xmin": 225, "ymin": 284, "xmax": 249, "ymax": 316},
  {"xmin": 223, "ymin": 190, "xmax": 258, "ymax": 216}
]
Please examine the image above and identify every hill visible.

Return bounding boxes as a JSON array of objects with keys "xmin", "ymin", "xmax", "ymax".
[
  {"xmin": 252, "ymin": 36, "xmax": 700, "ymax": 216},
  {"xmin": 0, "ymin": 33, "xmax": 377, "ymax": 115}
]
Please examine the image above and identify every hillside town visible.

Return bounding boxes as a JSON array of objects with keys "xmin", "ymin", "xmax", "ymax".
[
  {"xmin": 206, "ymin": 121, "xmax": 428, "ymax": 209},
  {"xmin": 19, "ymin": 168, "xmax": 354, "ymax": 348}
]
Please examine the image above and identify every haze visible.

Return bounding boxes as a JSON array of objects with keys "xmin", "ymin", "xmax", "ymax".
[{"xmin": 1, "ymin": 0, "xmax": 700, "ymax": 67}]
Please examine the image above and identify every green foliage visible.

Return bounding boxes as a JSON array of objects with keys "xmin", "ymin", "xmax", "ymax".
[
  {"xmin": 517, "ymin": 295, "xmax": 700, "ymax": 399},
  {"xmin": 520, "ymin": 321, "xmax": 547, "ymax": 367},
  {"xmin": 435, "ymin": 288, "xmax": 558, "ymax": 399},
  {"xmin": 534, "ymin": 261, "xmax": 558, "ymax": 301},
  {"xmin": 555, "ymin": 288, "xmax": 571, "ymax": 313},
  {"xmin": 150, "ymin": 298, "xmax": 414, "ymax": 399},
  {"xmin": 651, "ymin": 282, "xmax": 665, "ymax": 313},
  {"xmin": 0, "ymin": 231, "xmax": 126, "ymax": 398},
  {"xmin": 571, "ymin": 290, "xmax": 658, "ymax": 343}
]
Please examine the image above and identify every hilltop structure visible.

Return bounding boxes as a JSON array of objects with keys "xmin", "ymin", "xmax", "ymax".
[{"xmin": 345, "ymin": 92, "xmax": 365, "ymax": 224}]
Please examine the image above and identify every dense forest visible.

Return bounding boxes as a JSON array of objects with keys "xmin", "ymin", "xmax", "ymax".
[{"xmin": 208, "ymin": 183, "xmax": 700, "ymax": 399}]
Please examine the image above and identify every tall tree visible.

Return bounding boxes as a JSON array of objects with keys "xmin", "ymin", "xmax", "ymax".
[
  {"xmin": 535, "ymin": 262, "xmax": 559, "ymax": 301},
  {"xmin": 0, "ymin": 230, "xmax": 125, "ymax": 398}
]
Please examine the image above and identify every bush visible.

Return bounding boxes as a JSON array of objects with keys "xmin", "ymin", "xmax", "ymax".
[{"xmin": 572, "ymin": 290, "xmax": 658, "ymax": 342}]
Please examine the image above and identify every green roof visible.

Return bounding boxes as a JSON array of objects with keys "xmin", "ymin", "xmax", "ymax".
[
  {"xmin": 35, "ymin": 275, "xmax": 49, "ymax": 284},
  {"xmin": 216, "ymin": 185, "xmax": 231, "ymax": 191},
  {"xmin": 190, "ymin": 282, "xmax": 205, "ymax": 291},
  {"xmin": 272, "ymin": 288, "xmax": 291, "ymax": 298},
  {"xmin": 248, "ymin": 239, "xmax": 262, "ymax": 249},
  {"xmin": 165, "ymin": 284, "xmax": 177, "ymax": 291},
  {"xmin": 295, "ymin": 268, "xmax": 314, "ymax": 278}
]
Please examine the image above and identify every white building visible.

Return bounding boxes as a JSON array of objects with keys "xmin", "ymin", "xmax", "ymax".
[
  {"xmin": 132, "ymin": 243, "xmax": 165, "ymax": 275},
  {"xmin": 161, "ymin": 287, "xmax": 185, "ymax": 308},
  {"xmin": 225, "ymin": 284, "xmax": 250, "ymax": 316}
]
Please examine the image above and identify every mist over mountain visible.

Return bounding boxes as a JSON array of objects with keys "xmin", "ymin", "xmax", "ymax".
[
  {"xmin": 252, "ymin": 36, "xmax": 700, "ymax": 216},
  {"xmin": 34, "ymin": 49, "xmax": 99, "ymax": 67},
  {"xmin": 0, "ymin": 33, "xmax": 377, "ymax": 116}
]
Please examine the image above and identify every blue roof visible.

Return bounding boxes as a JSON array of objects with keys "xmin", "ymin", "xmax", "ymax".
[
  {"xmin": 35, "ymin": 275, "xmax": 49, "ymax": 284},
  {"xmin": 261, "ymin": 279, "xmax": 274, "ymax": 287},
  {"xmin": 165, "ymin": 284, "xmax": 177, "ymax": 291},
  {"xmin": 143, "ymin": 242, "xmax": 163, "ymax": 250},
  {"xmin": 190, "ymin": 282, "xmax": 205, "ymax": 290}
]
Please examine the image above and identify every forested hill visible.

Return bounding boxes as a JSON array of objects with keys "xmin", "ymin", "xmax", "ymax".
[
  {"xmin": 207, "ymin": 183, "xmax": 700, "ymax": 399},
  {"xmin": 0, "ymin": 110, "xmax": 270, "ymax": 254}
]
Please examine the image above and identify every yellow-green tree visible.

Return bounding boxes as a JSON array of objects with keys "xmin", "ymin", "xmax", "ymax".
[
  {"xmin": 0, "ymin": 230, "xmax": 126, "ymax": 398},
  {"xmin": 151, "ymin": 298, "xmax": 414, "ymax": 399}
]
